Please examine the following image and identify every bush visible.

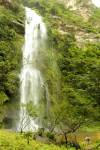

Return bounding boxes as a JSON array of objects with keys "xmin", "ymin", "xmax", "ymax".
[{"xmin": 46, "ymin": 132, "xmax": 55, "ymax": 141}]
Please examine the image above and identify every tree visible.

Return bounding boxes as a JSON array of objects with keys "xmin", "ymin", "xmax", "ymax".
[{"xmin": 42, "ymin": 97, "xmax": 91, "ymax": 146}]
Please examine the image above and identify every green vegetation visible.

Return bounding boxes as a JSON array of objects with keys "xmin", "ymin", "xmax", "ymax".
[
  {"xmin": 24, "ymin": 0, "xmax": 100, "ymax": 129},
  {"xmin": 0, "ymin": 130, "xmax": 70, "ymax": 150},
  {"xmin": 0, "ymin": 130, "xmax": 100, "ymax": 150},
  {"xmin": 0, "ymin": 0, "xmax": 100, "ymax": 149},
  {"xmin": 0, "ymin": 2, "xmax": 24, "ymax": 125}
]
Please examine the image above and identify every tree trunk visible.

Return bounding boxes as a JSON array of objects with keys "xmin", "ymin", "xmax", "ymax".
[
  {"xmin": 64, "ymin": 132, "xmax": 68, "ymax": 145},
  {"xmin": 27, "ymin": 136, "xmax": 29, "ymax": 144}
]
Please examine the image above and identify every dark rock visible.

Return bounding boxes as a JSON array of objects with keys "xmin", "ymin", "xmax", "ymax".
[
  {"xmin": 11, "ymin": 20, "xmax": 24, "ymax": 34},
  {"xmin": 35, "ymin": 135, "xmax": 50, "ymax": 144}
]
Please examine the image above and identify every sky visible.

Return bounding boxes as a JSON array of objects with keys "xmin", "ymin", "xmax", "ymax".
[{"xmin": 92, "ymin": 0, "xmax": 100, "ymax": 7}]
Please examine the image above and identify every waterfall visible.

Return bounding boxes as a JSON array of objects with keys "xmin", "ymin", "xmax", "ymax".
[{"xmin": 18, "ymin": 7, "xmax": 47, "ymax": 131}]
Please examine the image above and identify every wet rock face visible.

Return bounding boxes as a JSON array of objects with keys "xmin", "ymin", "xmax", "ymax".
[
  {"xmin": 0, "ymin": 0, "xmax": 13, "ymax": 11},
  {"xmin": 58, "ymin": 0, "xmax": 93, "ymax": 9},
  {"xmin": 59, "ymin": 0, "xmax": 77, "ymax": 10},
  {"xmin": 58, "ymin": 0, "xmax": 94, "ymax": 21},
  {"xmin": 0, "ymin": 0, "xmax": 11, "ymax": 6},
  {"xmin": 11, "ymin": 20, "xmax": 24, "ymax": 35}
]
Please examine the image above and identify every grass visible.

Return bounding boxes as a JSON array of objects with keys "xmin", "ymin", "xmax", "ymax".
[
  {"xmin": 79, "ymin": 122, "xmax": 100, "ymax": 132},
  {"xmin": 0, "ymin": 129, "xmax": 100, "ymax": 150},
  {"xmin": 0, "ymin": 130, "xmax": 68, "ymax": 150}
]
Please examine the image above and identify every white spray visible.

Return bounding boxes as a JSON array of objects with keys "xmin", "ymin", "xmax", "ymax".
[{"xmin": 18, "ymin": 7, "xmax": 47, "ymax": 131}]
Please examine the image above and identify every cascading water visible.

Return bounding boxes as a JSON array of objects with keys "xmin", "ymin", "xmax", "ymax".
[{"xmin": 18, "ymin": 7, "xmax": 47, "ymax": 131}]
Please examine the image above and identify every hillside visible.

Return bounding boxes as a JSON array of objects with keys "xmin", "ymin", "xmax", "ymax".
[
  {"xmin": 0, "ymin": 0, "xmax": 25, "ymax": 127},
  {"xmin": 0, "ymin": 0, "xmax": 100, "ymax": 149},
  {"xmin": 21, "ymin": 0, "xmax": 100, "ymax": 123}
]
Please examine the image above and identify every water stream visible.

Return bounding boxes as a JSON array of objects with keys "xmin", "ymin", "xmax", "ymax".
[{"xmin": 18, "ymin": 7, "xmax": 47, "ymax": 131}]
